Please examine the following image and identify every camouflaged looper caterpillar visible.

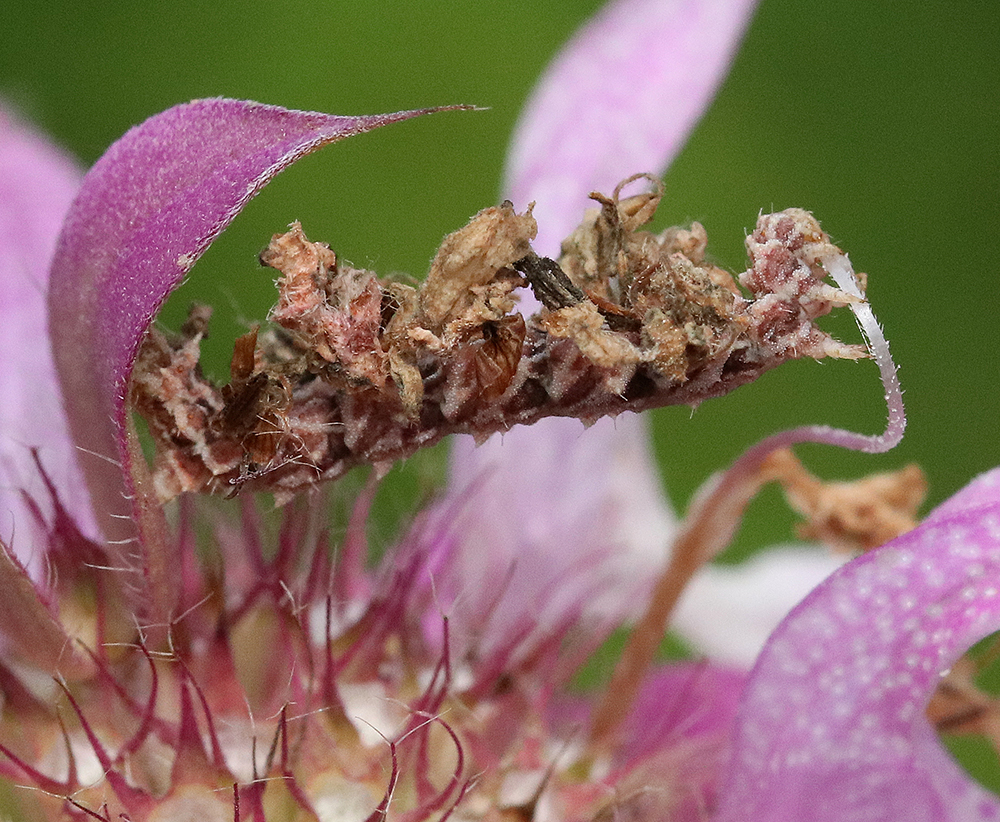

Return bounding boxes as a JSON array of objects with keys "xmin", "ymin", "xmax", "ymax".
[{"xmin": 131, "ymin": 175, "xmax": 868, "ymax": 502}]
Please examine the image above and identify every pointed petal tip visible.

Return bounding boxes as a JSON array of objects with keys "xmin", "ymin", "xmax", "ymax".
[{"xmin": 47, "ymin": 98, "xmax": 464, "ymax": 535}]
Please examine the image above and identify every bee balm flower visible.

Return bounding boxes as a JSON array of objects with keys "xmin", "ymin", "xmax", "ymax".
[{"xmin": 3, "ymin": 1, "xmax": 998, "ymax": 821}]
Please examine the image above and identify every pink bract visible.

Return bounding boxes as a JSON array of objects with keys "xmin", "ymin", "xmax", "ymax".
[{"xmin": 47, "ymin": 100, "xmax": 463, "ymax": 549}]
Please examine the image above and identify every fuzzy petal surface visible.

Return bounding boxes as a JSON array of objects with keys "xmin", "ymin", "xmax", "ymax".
[
  {"xmin": 46, "ymin": 99, "xmax": 453, "ymax": 539},
  {"xmin": 716, "ymin": 467, "xmax": 1000, "ymax": 821},
  {"xmin": 0, "ymin": 107, "xmax": 96, "ymax": 562},
  {"xmin": 447, "ymin": 0, "xmax": 759, "ymax": 650}
]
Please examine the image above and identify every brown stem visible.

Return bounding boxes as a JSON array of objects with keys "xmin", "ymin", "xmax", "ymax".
[
  {"xmin": 132, "ymin": 203, "xmax": 869, "ymax": 503},
  {"xmin": 586, "ymin": 451, "xmax": 779, "ymax": 750}
]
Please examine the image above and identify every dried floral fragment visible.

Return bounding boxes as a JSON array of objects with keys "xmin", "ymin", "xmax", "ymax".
[
  {"xmin": 558, "ymin": 177, "xmax": 748, "ymax": 382},
  {"xmin": 928, "ymin": 656, "xmax": 1000, "ymax": 749},
  {"xmin": 418, "ymin": 200, "xmax": 536, "ymax": 332},
  {"xmin": 263, "ymin": 222, "xmax": 390, "ymax": 389},
  {"xmin": 131, "ymin": 178, "xmax": 876, "ymax": 500},
  {"xmin": 559, "ymin": 174, "xmax": 664, "ymax": 296},
  {"xmin": 512, "ymin": 251, "xmax": 586, "ymax": 311},
  {"xmin": 763, "ymin": 448, "xmax": 927, "ymax": 552},
  {"xmin": 539, "ymin": 301, "xmax": 641, "ymax": 375},
  {"xmin": 741, "ymin": 208, "xmax": 867, "ymax": 360}
]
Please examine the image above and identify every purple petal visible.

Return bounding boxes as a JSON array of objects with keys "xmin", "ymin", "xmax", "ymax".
[
  {"xmin": 922, "ymin": 467, "xmax": 1000, "ymax": 525},
  {"xmin": 446, "ymin": 0, "xmax": 759, "ymax": 646},
  {"xmin": 436, "ymin": 425, "xmax": 676, "ymax": 664},
  {"xmin": 716, "ymin": 466, "xmax": 1000, "ymax": 821},
  {"xmin": 506, "ymin": 0, "xmax": 760, "ymax": 254},
  {"xmin": 47, "ymin": 99, "xmax": 459, "ymax": 539},
  {"xmin": 0, "ymin": 106, "xmax": 97, "ymax": 564}
]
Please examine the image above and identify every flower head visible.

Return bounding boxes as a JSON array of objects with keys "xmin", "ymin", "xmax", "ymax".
[{"xmin": 1, "ymin": 1, "xmax": 998, "ymax": 821}]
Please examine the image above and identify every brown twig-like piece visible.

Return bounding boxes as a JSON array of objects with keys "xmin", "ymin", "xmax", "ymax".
[{"xmin": 131, "ymin": 179, "xmax": 867, "ymax": 502}]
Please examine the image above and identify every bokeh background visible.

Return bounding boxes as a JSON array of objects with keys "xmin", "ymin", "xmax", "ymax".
[
  {"xmin": 2, "ymin": 7, "xmax": 998, "ymax": 584},
  {"xmin": 3, "ymin": 0, "xmax": 998, "ymax": 553},
  {"xmin": 2, "ymin": 0, "xmax": 1000, "ymax": 795}
]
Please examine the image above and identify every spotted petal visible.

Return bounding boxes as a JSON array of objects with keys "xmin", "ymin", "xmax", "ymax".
[{"xmin": 716, "ymin": 467, "xmax": 1000, "ymax": 821}]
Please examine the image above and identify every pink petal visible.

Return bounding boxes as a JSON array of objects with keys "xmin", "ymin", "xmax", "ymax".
[
  {"xmin": 716, "ymin": 466, "xmax": 1000, "ymax": 821},
  {"xmin": 616, "ymin": 663, "xmax": 747, "ymax": 822},
  {"xmin": 505, "ymin": 0, "xmax": 760, "ymax": 254},
  {"xmin": 438, "ymin": 425, "xmax": 675, "ymax": 664},
  {"xmin": 446, "ymin": 0, "xmax": 759, "ymax": 647},
  {"xmin": 0, "ymin": 106, "xmax": 97, "ymax": 563},
  {"xmin": 922, "ymin": 466, "xmax": 1000, "ymax": 525},
  {"xmin": 548, "ymin": 663, "xmax": 746, "ymax": 822},
  {"xmin": 47, "ymin": 99, "xmax": 460, "ymax": 540},
  {"xmin": 615, "ymin": 661, "xmax": 746, "ymax": 764}
]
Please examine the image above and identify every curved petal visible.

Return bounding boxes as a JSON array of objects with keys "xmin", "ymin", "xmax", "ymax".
[
  {"xmin": 446, "ymin": 0, "xmax": 759, "ymax": 648},
  {"xmin": 47, "ymin": 99, "xmax": 460, "ymax": 541},
  {"xmin": 715, "ymin": 467, "xmax": 1000, "ymax": 821},
  {"xmin": 0, "ymin": 106, "xmax": 96, "ymax": 564},
  {"xmin": 923, "ymin": 467, "xmax": 1000, "ymax": 524}
]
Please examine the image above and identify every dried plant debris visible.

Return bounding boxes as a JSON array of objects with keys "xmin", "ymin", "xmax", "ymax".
[
  {"xmin": 761, "ymin": 448, "xmax": 927, "ymax": 553},
  {"xmin": 131, "ymin": 175, "xmax": 868, "ymax": 501}
]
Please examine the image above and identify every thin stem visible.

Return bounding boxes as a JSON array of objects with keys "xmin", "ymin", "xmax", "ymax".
[{"xmin": 587, "ymin": 461, "xmax": 769, "ymax": 749}]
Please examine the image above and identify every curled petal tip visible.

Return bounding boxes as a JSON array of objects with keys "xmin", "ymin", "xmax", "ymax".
[{"xmin": 47, "ymin": 98, "xmax": 462, "ymax": 536}]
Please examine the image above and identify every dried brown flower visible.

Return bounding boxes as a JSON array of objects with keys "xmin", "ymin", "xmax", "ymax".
[{"xmin": 131, "ymin": 179, "xmax": 868, "ymax": 501}]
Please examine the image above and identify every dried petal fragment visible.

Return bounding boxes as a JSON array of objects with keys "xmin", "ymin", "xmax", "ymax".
[
  {"xmin": 264, "ymin": 223, "xmax": 391, "ymax": 389},
  {"xmin": 419, "ymin": 201, "xmax": 537, "ymax": 332},
  {"xmin": 764, "ymin": 449, "xmax": 928, "ymax": 552},
  {"xmin": 132, "ymin": 191, "xmax": 874, "ymax": 500}
]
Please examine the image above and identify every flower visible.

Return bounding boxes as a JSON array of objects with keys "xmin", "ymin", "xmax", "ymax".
[{"xmin": 2, "ymin": 2, "xmax": 998, "ymax": 822}]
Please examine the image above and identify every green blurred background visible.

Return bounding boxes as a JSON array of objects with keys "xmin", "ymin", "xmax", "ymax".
[
  {"xmin": 2, "ymin": 0, "xmax": 1000, "ymax": 797},
  {"xmin": 2, "ymin": 1, "xmax": 998, "ymax": 561}
]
